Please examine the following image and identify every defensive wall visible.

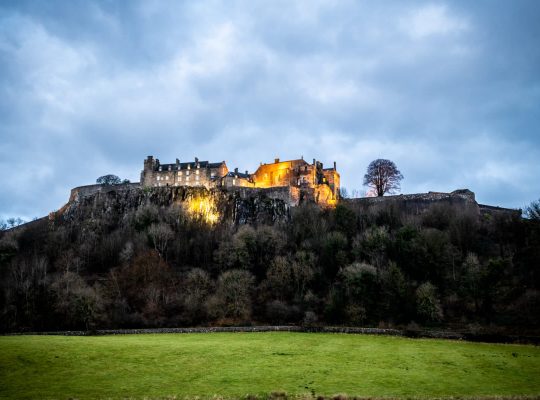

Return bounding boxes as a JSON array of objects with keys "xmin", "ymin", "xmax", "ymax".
[{"xmin": 69, "ymin": 183, "xmax": 141, "ymax": 202}]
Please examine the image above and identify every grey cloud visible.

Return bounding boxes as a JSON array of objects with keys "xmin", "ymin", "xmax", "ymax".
[{"xmin": 1, "ymin": 0, "xmax": 539, "ymax": 220}]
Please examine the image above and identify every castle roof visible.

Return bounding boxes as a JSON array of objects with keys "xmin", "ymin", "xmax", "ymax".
[
  {"xmin": 225, "ymin": 171, "xmax": 251, "ymax": 179},
  {"xmin": 157, "ymin": 161, "xmax": 224, "ymax": 170}
]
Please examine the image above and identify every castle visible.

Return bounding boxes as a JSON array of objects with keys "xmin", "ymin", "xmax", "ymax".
[{"xmin": 140, "ymin": 155, "xmax": 340, "ymax": 206}]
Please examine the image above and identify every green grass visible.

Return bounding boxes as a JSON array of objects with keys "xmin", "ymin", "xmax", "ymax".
[{"xmin": 0, "ymin": 333, "xmax": 539, "ymax": 400}]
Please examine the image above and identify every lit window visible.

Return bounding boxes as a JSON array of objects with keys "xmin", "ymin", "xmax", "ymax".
[
  {"xmin": 166, "ymin": 176, "xmax": 169, "ymax": 180},
  {"xmin": 159, "ymin": 167, "xmax": 162, "ymax": 171},
  {"xmin": 196, "ymin": 170, "xmax": 199, "ymax": 175},
  {"xmin": 186, "ymin": 176, "xmax": 190, "ymax": 181},
  {"xmin": 196, "ymin": 175, "xmax": 199, "ymax": 181},
  {"xmin": 186, "ymin": 171, "xmax": 190, "ymax": 176},
  {"xmin": 233, "ymin": 179, "xmax": 236, "ymax": 185},
  {"xmin": 211, "ymin": 172, "xmax": 215, "ymax": 178}
]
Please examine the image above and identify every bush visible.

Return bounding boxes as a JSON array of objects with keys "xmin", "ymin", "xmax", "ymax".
[{"xmin": 416, "ymin": 282, "xmax": 443, "ymax": 322}]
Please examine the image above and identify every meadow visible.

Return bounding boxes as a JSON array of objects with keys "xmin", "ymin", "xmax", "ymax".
[{"xmin": 1, "ymin": 332, "xmax": 539, "ymax": 400}]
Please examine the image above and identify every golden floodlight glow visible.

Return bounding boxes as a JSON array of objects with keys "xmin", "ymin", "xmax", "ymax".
[{"xmin": 184, "ymin": 195, "xmax": 220, "ymax": 225}]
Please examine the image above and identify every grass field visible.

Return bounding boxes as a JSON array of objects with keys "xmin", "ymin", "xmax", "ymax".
[{"xmin": 0, "ymin": 332, "xmax": 539, "ymax": 400}]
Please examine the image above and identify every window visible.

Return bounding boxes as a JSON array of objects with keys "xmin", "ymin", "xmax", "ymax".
[
  {"xmin": 196, "ymin": 175, "xmax": 199, "ymax": 181},
  {"xmin": 196, "ymin": 170, "xmax": 199, "ymax": 175},
  {"xmin": 166, "ymin": 176, "xmax": 169, "ymax": 180},
  {"xmin": 186, "ymin": 171, "xmax": 190, "ymax": 176},
  {"xmin": 157, "ymin": 176, "xmax": 160, "ymax": 181},
  {"xmin": 168, "ymin": 165, "xmax": 171, "ymax": 171},
  {"xmin": 186, "ymin": 176, "xmax": 190, "ymax": 182},
  {"xmin": 233, "ymin": 179, "xmax": 236, "ymax": 185},
  {"xmin": 211, "ymin": 172, "xmax": 215, "ymax": 178},
  {"xmin": 159, "ymin": 167, "xmax": 162, "ymax": 171}
]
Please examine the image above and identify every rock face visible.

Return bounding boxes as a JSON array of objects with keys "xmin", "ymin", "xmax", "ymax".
[{"xmin": 55, "ymin": 185, "xmax": 290, "ymax": 226}]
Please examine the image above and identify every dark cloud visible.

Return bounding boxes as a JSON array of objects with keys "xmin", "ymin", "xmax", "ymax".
[{"xmin": 1, "ymin": 0, "xmax": 539, "ymax": 220}]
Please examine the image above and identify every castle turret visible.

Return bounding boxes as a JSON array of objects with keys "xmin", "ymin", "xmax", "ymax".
[{"xmin": 141, "ymin": 156, "xmax": 156, "ymax": 186}]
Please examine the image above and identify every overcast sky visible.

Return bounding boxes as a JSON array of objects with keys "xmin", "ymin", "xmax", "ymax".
[{"xmin": 1, "ymin": 0, "xmax": 539, "ymax": 220}]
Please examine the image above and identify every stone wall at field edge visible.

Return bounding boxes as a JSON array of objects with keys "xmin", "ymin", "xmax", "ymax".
[{"xmin": 8, "ymin": 325, "xmax": 539, "ymax": 344}]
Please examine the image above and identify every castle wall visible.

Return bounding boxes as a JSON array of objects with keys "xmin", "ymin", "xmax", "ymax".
[
  {"xmin": 251, "ymin": 159, "xmax": 308, "ymax": 188},
  {"xmin": 141, "ymin": 156, "xmax": 228, "ymax": 189},
  {"xmin": 222, "ymin": 175, "xmax": 254, "ymax": 188},
  {"xmin": 343, "ymin": 189, "xmax": 479, "ymax": 215},
  {"xmin": 322, "ymin": 169, "xmax": 340, "ymax": 199},
  {"xmin": 69, "ymin": 183, "xmax": 141, "ymax": 202},
  {"xmin": 141, "ymin": 156, "xmax": 340, "ymax": 207}
]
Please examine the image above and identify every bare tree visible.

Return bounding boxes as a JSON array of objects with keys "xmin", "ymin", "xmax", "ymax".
[
  {"xmin": 148, "ymin": 223, "xmax": 174, "ymax": 258},
  {"xmin": 363, "ymin": 159, "xmax": 404, "ymax": 197},
  {"xmin": 525, "ymin": 198, "xmax": 540, "ymax": 220}
]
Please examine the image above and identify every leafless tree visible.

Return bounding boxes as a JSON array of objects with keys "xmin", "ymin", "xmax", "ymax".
[
  {"xmin": 525, "ymin": 198, "xmax": 540, "ymax": 220},
  {"xmin": 148, "ymin": 223, "xmax": 174, "ymax": 258},
  {"xmin": 363, "ymin": 159, "xmax": 404, "ymax": 196}
]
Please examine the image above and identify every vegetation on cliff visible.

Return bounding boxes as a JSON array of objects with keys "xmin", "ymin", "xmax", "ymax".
[{"xmin": 0, "ymin": 187, "xmax": 539, "ymax": 332}]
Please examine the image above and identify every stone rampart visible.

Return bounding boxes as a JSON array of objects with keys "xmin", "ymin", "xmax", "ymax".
[
  {"xmin": 69, "ymin": 183, "xmax": 141, "ymax": 202},
  {"xmin": 478, "ymin": 203, "xmax": 522, "ymax": 217},
  {"xmin": 344, "ymin": 189, "xmax": 479, "ymax": 215}
]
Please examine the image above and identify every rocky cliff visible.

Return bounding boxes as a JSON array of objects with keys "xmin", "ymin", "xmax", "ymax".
[{"xmin": 51, "ymin": 185, "xmax": 291, "ymax": 226}]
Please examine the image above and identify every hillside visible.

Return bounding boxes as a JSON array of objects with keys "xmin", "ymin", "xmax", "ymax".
[{"xmin": 0, "ymin": 185, "xmax": 539, "ymax": 333}]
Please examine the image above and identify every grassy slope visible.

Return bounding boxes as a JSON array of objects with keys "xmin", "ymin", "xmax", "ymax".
[{"xmin": 0, "ymin": 333, "xmax": 539, "ymax": 400}]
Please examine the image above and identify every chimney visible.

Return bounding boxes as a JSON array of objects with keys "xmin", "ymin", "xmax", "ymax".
[
  {"xmin": 195, "ymin": 157, "xmax": 199, "ymax": 163},
  {"xmin": 275, "ymin": 158, "xmax": 280, "ymax": 164},
  {"xmin": 333, "ymin": 161, "xmax": 336, "ymax": 170},
  {"xmin": 176, "ymin": 158, "xmax": 180, "ymax": 166},
  {"xmin": 245, "ymin": 170, "xmax": 248, "ymax": 175},
  {"xmin": 234, "ymin": 168, "xmax": 238, "ymax": 174},
  {"xmin": 313, "ymin": 158, "xmax": 316, "ymax": 166}
]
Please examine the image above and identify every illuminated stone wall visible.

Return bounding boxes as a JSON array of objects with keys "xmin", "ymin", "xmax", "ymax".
[
  {"xmin": 141, "ymin": 156, "xmax": 228, "ymax": 189},
  {"xmin": 251, "ymin": 158, "xmax": 340, "ymax": 206},
  {"xmin": 140, "ymin": 155, "xmax": 340, "ymax": 207}
]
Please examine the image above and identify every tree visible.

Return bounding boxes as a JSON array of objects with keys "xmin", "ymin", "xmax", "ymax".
[
  {"xmin": 363, "ymin": 159, "xmax": 404, "ymax": 197},
  {"xmin": 148, "ymin": 223, "xmax": 174, "ymax": 258},
  {"xmin": 525, "ymin": 198, "xmax": 540, "ymax": 220},
  {"xmin": 416, "ymin": 282, "xmax": 443, "ymax": 322},
  {"xmin": 96, "ymin": 174, "xmax": 122, "ymax": 185}
]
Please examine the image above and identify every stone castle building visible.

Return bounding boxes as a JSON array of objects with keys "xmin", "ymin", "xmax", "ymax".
[{"xmin": 140, "ymin": 155, "xmax": 340, "ymax": 205}]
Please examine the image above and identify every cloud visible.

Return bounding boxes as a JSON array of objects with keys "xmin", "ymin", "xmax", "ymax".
[
  {"xmin": 400, "ymin": 4, "xmax": 469, "ymax": 39},
  {"xmin": 0, "ymin": 0, "xmax": 539, "ymax": 220}
]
